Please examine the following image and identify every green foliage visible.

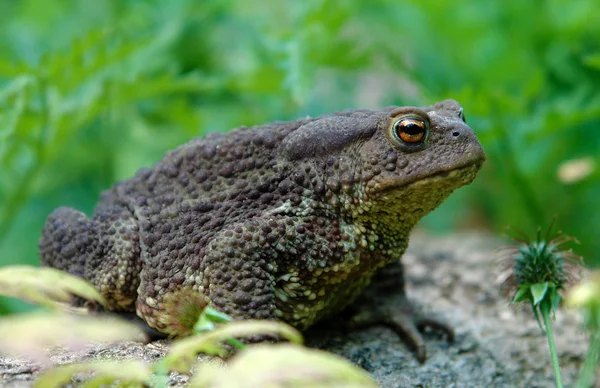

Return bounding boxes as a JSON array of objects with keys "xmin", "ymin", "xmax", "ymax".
[
  {"xmin": 35, "ymin": 360, "xmax": 151, "ymax": 388},
  {"xmin": 1, "ymin": 0, "xmax": 600, "ymax": 317},
  {"xmin": 159, "ymin": 320, "xmax": 303, "ymax": 375},
  {"xmin": 499, "ymin": 224, "xmax": 582, "ymax": 332},
  {"xmin": 0, "ymin": 266, "xmax": 144, "ymax": 366},
  {"xmin": 566, "ymin": 272, "xmax": 600, "ymax": 388},
  {"xmin": 498, "ymin": 226, "xmax": 585, "ymax": 388},
  {"xmin": 0, "ymin": 265, "xmax": 367, "ymax": 387},
  {"xmin": 190, "ymin": 343, "xmax": 377, "ymax": 388},
  {"xmin": 0, "ymin": 309, "xmax": 319, "ymax": 387},
  {"xmin": 0, "ymin": 312, "xmax": 144, "ymax": 365},
  {"xmin": 568, "ymin": 272, "xmax": 600, "ymax": 332},
  {"xmin": 31, "ymin": 337, "xmax": 372, "ymax": 388},
  {"xmin": 0, "ymin": 265, "xmax": 107, "ymax": 311}
]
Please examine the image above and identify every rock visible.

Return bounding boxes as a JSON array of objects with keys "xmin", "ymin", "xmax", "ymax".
[{"xmin": 0, "ymin": 232, "xmax": 588, "ymax": 387}]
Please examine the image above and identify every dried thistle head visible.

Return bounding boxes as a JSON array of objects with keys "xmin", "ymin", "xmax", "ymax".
[
  {"xmin": 497, "ymin": 220, "xmax": 583, "ymax": 302},
  {"xmin": 160, "ymin": 289, "xmax": 209, "ymax": 337}
]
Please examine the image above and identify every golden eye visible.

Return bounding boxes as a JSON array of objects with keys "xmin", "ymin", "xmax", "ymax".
[{"xmin": 392, "ymin": 117, "xmax": 427, "ymax": 144}]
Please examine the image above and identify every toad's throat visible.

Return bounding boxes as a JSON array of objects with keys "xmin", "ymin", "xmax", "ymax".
[{"xmin": 359, "ymin": 163, "xmax": 483, "ymax": 240}]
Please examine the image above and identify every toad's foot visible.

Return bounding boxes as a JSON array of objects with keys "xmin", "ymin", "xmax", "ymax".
[
  {"xmin": 347, "ymin": 294, "xmax": 454, "ymax": 363},
  {"xmin": 344, "ymin": 260, "xmax": 454, "ymax": 363}
]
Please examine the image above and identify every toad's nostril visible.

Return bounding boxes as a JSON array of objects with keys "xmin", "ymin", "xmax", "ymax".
[{"xmin": 452, "ymin": 131, "xmax": 460, "ymax": 137}]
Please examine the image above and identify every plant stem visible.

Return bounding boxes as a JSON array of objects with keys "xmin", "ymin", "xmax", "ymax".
[
  {"xmin": 576, "ymin": 333, "xmax": 600, "ymax": 388},
  {"xmin": 541, "ymin": 300, "xmax": 563, "ymax": 388},
  {"xmin": 226, "ymin": 338, "xmax": 245, "ymax": 349}
]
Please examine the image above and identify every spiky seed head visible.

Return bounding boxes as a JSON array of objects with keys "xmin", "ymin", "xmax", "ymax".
[{"xmin": 497, "ymin": 223, "xmax": 583, "ymax": 300}]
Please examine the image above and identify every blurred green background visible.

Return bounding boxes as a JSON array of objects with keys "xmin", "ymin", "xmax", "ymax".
[{"xmin": 1, "ymin": 0, "xmax": 599, "ymax": 315}]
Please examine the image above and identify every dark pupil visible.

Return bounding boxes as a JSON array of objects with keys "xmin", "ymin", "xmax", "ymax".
[{"xmin": 400, "ymin": 122, "xmax": 424, "ymax": 135}]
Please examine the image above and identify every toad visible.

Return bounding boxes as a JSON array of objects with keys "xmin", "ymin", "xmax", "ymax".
[{"xmin": 40, "ymin": 99, "xmax": 485, "ymax": 361}]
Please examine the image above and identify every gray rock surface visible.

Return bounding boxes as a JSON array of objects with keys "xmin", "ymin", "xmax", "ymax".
[
  {"xmin": 0, "ymin": 232, "xmax": 589, "ymax": 387},
  {"xmin": 309, "ymin": 232, "xmax": 588, "ymax": 387}
]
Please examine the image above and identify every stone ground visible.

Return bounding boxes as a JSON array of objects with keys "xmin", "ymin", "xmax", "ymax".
[{"xmin": 0, "ymin": 232, "xmax": 592, "ymax": 387}]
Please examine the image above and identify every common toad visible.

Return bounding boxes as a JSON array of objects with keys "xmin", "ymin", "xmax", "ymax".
[{"xmin": 39, "ymin": 99, "xmax": 485, "ymax": 361}]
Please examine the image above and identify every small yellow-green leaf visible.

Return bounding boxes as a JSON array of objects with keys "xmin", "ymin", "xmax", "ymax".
[
  {"xmin": 566, "ymin": 272, "xmax": 600, "ymax": 309},
  {"xmin": 34, "ymin": 360, "xmax": 151, "ymax": 388},
  {"xmin": 189, "ymin": 344, "xmax": 377, "ymax": 388},
  {"xmin": 0, "ymin": 265, "xmax": 108, "ymax": 311},
  {"xmin": 194, "ymin": 306, "xmax": 233, "ymax": 334},
  {"xmin": 162, "ymin": 320, "xmax": 303, "ymax": 373},
  {"xmin": 0, "ymin": 312, "xmax": 144, "ymax": 365},
  {"xmin": 566, "ymin": 272, "xmax": 600, "ymax": 332},
  {"xmin": 583, "ymin": 53, "xmax": 600, "ymax": 70},
  {"xmin": 203, "ymin": 306, "xmax": 233, "ymax": 323},
  {"xmin": 531, "ymin": 282, "xmax": 549, "ymax": 306}
]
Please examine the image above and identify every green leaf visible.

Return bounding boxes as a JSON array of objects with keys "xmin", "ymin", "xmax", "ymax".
[
  {"xmin": 583, "ymin": 53, "xmax": 600, "ymax": 70},
  {"xmin": 226, "ymin": 338, "xmax": 246, "ymax": 350},
  {"xmin": 0, "ymin": 59, "xmax": 30, "ymax": 77},
  {"xmin": 531, "ymin": 282, "xmax": 549, "ymax": 306},
  {"xmin": 192, "ymin": 306, "xmax": 245, "ymax": 350},
  {"xmin": 194, "ymin": 315, "xmax": 215, "ymax": 333},
  {"xmin": 0, "ymin": 312, "xmax": 144, "ymax": 364},
  {"xmin": 194, "ymin": 306, "xmax": 233, "ymax": 333},
  {"xmin": 189, "ymin": 344, "xmax": 378, "ymax": 388},
  {"xmin": 161, "ymin": 320, "xmax": 303, "ymax": 374},
  {"xmin": 34, "ymin": 360, "xmax": 150, "ymax": 388},
  {"xmin": 513, "ymin": 285, "xmax": 531, "ymax": 303},
  {"xmin": 204, "ymin": 306, "xmax": 233, "ymax": 323},
  {"xmin": 0, "ymin": 265, "xmax": 108, "ymax": 311}
]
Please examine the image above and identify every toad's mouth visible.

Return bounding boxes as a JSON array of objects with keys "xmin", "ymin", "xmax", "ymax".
[
  {"xmin": 377, "ymin": 159, "xmax": 484, "ymax": 195},
  {"xmin": 417, "ymin": 160, "xmax": 484, "ymax": 185},
  {"xmin": 365, "ymin": 161, "xmax": 484, "ymax": 224}
]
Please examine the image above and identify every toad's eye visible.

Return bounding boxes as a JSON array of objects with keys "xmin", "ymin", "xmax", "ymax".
[{"xmin": 392, "ymin": 117, "xmax": 427, "ymax": 144}]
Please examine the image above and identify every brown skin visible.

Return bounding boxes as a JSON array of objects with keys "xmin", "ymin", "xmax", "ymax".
[{"xmin": 39, "ymin": 99, "xmax": 485, "ymax": 361}]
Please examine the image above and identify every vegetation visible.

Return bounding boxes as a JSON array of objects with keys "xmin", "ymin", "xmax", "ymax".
[
  {"xmin": 567, "ymin": 272, "xmax": 600, "ymax": 388},
  {"xmin": 498, "ymin": 224, "xmax": 583, "ymax": 388},
  {"xmin": 0, "ymin": 0, "xmax": 599, "ymax": 322},
  {"xmin": 0, "ymin": 265, "xmax": 376, "ymax": 387}
]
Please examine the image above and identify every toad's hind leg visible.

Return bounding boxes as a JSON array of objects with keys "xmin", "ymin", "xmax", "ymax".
[
  {"xmin": 39, "ymin": 206, "xmax": 142, "ymax": 311},
  {"xmin": 40, "ymin": 207, "xmax": 96, "ymax": 278},
  {"xmin": 135, "ymin": 217, "xmax": 279, "ymax": 336},
  {"xmin": 134, "ymin": 213, "xmax": 347, "ymax": 336}
]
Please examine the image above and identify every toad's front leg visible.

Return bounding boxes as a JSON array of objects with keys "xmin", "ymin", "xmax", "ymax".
[{"xmin": 346, "ymin": 259, "xmax": 454, "ymax": 363}]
